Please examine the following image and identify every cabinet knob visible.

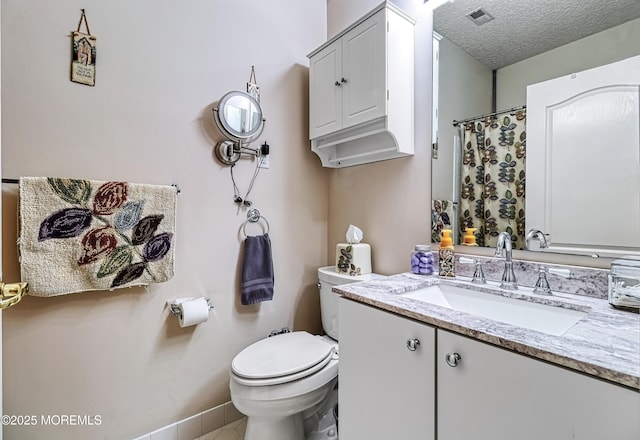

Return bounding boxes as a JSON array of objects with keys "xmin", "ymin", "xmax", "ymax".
[
  {"xmin": 406, "ymin": 338, "xmax": 420, "ymax": 351},
  {"xmin": 335, "ymin": 81, "xmax": 341, "ymax": 87},
  {"xmin": 445, "ymin": 352, "xmax": 461, "ymax": 367}
]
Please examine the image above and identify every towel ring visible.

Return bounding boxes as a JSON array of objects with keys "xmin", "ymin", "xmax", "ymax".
[{"xmin": 242, "ymin": 208, "xmax": 270, "ymax": 238}]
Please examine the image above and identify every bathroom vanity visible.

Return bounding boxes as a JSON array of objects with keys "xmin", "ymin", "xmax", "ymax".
[{"xmin": 336, "ymin": 275, "xmax": 640, "ymax": 440}]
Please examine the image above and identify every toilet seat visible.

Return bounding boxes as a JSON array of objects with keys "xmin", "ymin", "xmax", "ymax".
[{"xmin": 231, "ymin": 331, "xmax": 334, "ymax": 386}]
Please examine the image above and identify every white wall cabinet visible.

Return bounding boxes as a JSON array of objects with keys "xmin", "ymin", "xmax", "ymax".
[
  {"xmin": 339, "ymin": 298, "xmax": 435, "ymax": 440},
  {"xmin": 339, "ymin": 298, "xmax": 640, "ymax": 439},
  {"xmin": 308, "ymin": 2, "xmax": 415, "ymax": 168}
]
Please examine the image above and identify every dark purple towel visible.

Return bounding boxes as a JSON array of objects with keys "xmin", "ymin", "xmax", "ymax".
[{"xmin": 241, "ymin": 233, "xmax": 274, "ymax": 305}]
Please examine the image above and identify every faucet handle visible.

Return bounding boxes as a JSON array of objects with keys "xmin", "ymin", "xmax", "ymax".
[
  {"xmin": 533, "ymin": 266, "xmax": 552, "ymax": 295},
  {"xmin": 459, "ymin": 257, "xmax": 487, "ymax": 284},
  {"xmin": 548, "ymin": 267, "xmax": 572, "ymax": 279},
  {"xmin": 472, "ymin": 260, "xmax": 487, "ymax": 284}
]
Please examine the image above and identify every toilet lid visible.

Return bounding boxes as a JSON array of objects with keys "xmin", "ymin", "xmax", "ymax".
[{"xmin": 232, "ymin": 331, "xmax": 334, "ymax": 382}]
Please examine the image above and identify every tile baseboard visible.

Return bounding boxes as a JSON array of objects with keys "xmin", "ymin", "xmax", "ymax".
[{"xmin": 133, "ymin": 401, "xmax": 244, "ymax": 440}]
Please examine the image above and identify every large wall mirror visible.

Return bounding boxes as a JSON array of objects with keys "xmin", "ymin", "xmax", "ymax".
[{"xmin": 431, "ymin": 0, "xmax": 640, "ymax": 258}]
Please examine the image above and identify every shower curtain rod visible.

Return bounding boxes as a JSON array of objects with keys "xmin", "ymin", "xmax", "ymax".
[{"xmin": 452, "ymin": 105, "xmax": 526, "ymax": 127}]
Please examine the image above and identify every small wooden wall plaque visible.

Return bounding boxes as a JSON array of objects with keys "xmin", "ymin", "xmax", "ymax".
[{"xmin": 71, "ymin": 9, "xmax": 97, "ymax": 86}]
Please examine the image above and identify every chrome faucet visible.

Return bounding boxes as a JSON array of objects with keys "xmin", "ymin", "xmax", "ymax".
[
  {"xmin": 495, "ymin": 231, "xmax": 518, "ymax": 290},
  {"xmin": 525, "ymin": 228, "xmax": 549, "ymax": 250}
]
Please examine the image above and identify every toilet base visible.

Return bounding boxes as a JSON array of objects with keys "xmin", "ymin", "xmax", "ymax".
[
  {"xmin": 241, "ymin": 381, "xmax": 339, "ymax": 440},
  {"xmin": 306, "ymin": 418, "xmax": 338, "ymax": 440},
  {"xmin": 245, "ymin": 414, "xmax": 304, "ymax": 440},
  {"xmin": 303, "ymin": 385, "xmax": 338, "ymax": 439}
]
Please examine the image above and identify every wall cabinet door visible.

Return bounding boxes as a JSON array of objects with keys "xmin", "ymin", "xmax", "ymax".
[
  {"xmin": 309, "ymin": 8, "xmax": 388, "ymax": 140},
  {"xmin": 340, "ymin": 9, "xmax": 386, "ymax": 130},
  {"xmin": 339, "ymin": 298, "xmax": 435, "ymax": 440},
  {"xmin": 437, "ymin": 329, "xmax": 640, "ymax": 440},
  {"xmin": 309, "ymin": 40, "xmax": 342, "ymax": 139}
]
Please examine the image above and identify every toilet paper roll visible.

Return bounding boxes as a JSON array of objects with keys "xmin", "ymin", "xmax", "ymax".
[{"xmin": 178, "ymin": 297, "xmax": 210, "ymax": 327}]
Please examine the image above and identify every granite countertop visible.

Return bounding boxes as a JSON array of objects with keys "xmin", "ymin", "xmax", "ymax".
[{"xmin": 333, "ymin": 272, "xmax": 640, "ymax": 390}]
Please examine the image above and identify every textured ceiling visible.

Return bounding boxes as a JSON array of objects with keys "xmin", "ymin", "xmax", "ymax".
[{"xmin": 433, "ymin": 0, "xmax": 640, "ymax": 70}]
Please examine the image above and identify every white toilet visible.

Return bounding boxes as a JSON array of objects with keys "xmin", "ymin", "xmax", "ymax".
[{"xmin": 229, "ymin": 266, "xmax": 377, "ymax": 440}]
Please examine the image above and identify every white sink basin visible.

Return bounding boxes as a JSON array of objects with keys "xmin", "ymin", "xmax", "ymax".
[{"xmin": 402, "ymin": 283, "xmax": 588, "ymax": 336}]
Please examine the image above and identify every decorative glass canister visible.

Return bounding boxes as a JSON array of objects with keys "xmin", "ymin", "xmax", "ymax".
[
  {"xmin": 608, "ymin": 256, "xmax": 640, "ymax": 311},
  {"xmin": 411, "ymin": 245, "xmax": 434, "ymax": 275}
]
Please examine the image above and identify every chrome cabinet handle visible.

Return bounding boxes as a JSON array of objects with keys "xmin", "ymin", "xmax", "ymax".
[
  {"xmin": 445, "ymin": 352, "xmax": 461, "ymax": 367},
  {"xmin": 406, "ymin": 338, "xmax": 420, "ymax": 351}
]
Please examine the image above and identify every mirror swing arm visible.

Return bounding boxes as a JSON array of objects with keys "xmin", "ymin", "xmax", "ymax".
[
  {"xmin": 212, "ymin": 108, "xmax": 267, "ymax": 165},
  {"xmin": 212, "ymin": 90, "xmax": 268, "ymax": 166},
  {"xmin": 212, "ymin": 89, "xmax": 271, "ymax": 208},
  {"xmin": 212, "ymin": 109, "xmax": 266, "ymax": 161}
]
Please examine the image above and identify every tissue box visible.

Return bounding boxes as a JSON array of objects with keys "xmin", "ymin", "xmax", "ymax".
[
  {"xmin": 608, "ymin": 256, "xmax": 640, "ymax": 310},
  {"xmin": 336, "ymin": 243, "xmax": 371, "ymax": 275}
]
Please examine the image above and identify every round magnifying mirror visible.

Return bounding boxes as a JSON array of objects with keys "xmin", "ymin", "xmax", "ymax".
[{"xmin": 215, "ymin": 91, "xmax": 263, "ymax": 141}]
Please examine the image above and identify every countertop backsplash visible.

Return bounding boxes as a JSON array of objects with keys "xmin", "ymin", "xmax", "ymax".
[{"xmin": 450, "ymin": 253, "xmax": 609, "ymax": 300}]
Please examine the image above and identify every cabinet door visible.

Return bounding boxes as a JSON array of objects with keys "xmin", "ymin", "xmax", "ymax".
[
  {"xmin": 438, "ymin": 330, "xmax": 640, "ymax": 440},
  {"xmin": 309, "ymin": 40, "xmax": 342, "ymax": 139},
  {"xmin": 339, "ymin": 298, "xmax": 435, "ymax": 440},
  {"xmin": 341, "ymin": 9, "xmax": 386, "ymax": 130}
]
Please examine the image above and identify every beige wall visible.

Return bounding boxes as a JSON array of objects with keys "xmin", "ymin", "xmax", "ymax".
[
  {"xmin": 497, "ymin": 17, "xmax": 640, "ymax": 109},
  {"xmin": 1, "ymin": 1, "xmax": 327, "ymax": 439},
  {"xmin": 327, "ymin": 0, "xmax": 434, "ymax": 275},
  {"xmin": 432, "ymin": 37, "xmax": 492, "ymax": 201}
]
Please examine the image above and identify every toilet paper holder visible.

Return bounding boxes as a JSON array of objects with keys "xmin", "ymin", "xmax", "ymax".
[{"xmin": 168, "ymin": 297, "xmax": 214, "ymax": 319}]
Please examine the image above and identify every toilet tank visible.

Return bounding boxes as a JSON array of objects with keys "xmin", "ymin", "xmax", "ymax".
[{"xmin": 318, "ymin": 266, "xmax": 378, "ymax": 340}]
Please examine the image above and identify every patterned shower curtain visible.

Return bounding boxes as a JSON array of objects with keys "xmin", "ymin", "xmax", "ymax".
[{"xmin": 459, "ymin": 109, "xmax": 526, "ymax": 249}]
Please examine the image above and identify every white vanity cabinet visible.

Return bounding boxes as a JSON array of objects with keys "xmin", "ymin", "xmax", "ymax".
[
  {"xmin": 307, "ymin": 2, "xmax": 415, "ymax": 168},
  {"xmin": 339, "ymin": 297, "xmax": 435, "ymax": 440},
  {"xmin": 437, "ymin": 330, "xmax": 640, "ymax": 440},
  {"xmin": 339, "ymin": 298, "xmax": 640, "ymax": 439}
]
